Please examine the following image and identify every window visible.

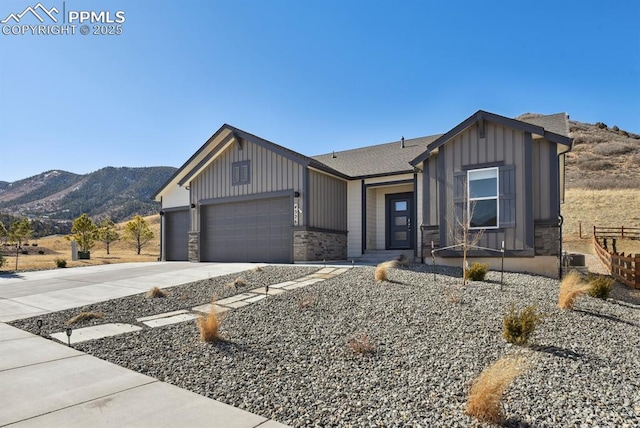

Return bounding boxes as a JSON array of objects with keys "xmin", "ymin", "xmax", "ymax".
[
  {"xmin": 468, "ymin": 167, "xmax": 498, "ymax": 228},
  {"xmin": 232, "ymin": 161, "xmax": 250, "ymax": 185}
]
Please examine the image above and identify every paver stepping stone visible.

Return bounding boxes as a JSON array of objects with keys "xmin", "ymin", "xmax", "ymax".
[
  {"xmin": 270, "ymin": 281, "xmax": 298, "ymax": 289},
  {"xmin": 51, "ymin": 323, "xmax": 142, "ymax": 344},
  {"xmin": 217, "ymin": 293, "xmax": 256, "ymax": 306},
  {"xmin": 225, "ymin": 300, "xmax": 251, "ymax": 309},
  {"xmin": 245, "ymin": 294, "xmax": 267, "ymax": 303},
  {"xmin": 249, "ymin": 287, "xmax": 286, "ymax": 296},
  {"xmin": 192, "ymin": 304, "xmax": 230, "ymax": 315},
  {"xmin": 137, "ymin": 310, "xmax": 189, "ymax": 323},
  {"xmin": 316, "ymin": 267, "xmax": 336, "ymax": 274},
  {"xmin": 140, "ymin": 313, "xmax": 198, "ymax": 328}
]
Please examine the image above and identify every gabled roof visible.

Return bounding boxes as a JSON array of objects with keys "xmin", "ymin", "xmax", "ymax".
[
  {"xmin": 153, "ymin": 124, "xmax": 349, "ymax": 200},
  {"xmin": 312, "ymin": 135, "xmax": 440, "ymax": 178},
  {"xmin": 410, "ymin": 110, "xmax": 572, "ymax": 166}
]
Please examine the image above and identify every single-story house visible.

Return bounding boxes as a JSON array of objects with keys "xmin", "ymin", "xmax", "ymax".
[{"xmin": 153, "ymin": 110, "xmax": 572, "ymax": 277}]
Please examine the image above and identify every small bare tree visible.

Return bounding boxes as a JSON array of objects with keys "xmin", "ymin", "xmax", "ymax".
[{"xmin": 449, "ymin": 199, "xmax": 485, "ymax": 285}]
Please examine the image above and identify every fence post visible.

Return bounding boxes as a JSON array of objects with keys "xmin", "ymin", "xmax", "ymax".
[
  {"xmin": 621, "ymin": 225, "xmax": 624, "ymax": 239},
  {"xmin": 593, "ymin": 225, "xmax": 596, "ymax": 237},
  {"xmin": 579, "ymin": 222, "xmax": 582, "ymax": 239}
]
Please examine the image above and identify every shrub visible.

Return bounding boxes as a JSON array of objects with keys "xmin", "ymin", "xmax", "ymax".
[
  {"xmin": 465, "ymin": 262, "xmax": 489, "ymax": 281},
  {"xmin": 502, "ymin": 304, "xmax": 542, "ymax": 345},
  {"xmin": 0, "ymin": 253, "xmax": 5, "ymax": 269},
  {"xmin": 197, "ymin": 301, "xmax": 221, "ymax": 342},
  {"xmin": 396, "ymin": 253, "xmax": 410, "ymax": 267},
  {"xmin": 584, "ymin": 159, "xmax": 614, "ymax": 171},
  {"xmin": 37, "ymin": 249, "xmax": 45, "ymax": 255},
  {"xmin": 592, "ymin": 141, "xmax": 634, "ymax": 156},
  {"xmin": 466, "ymin": 355, "xmax": 529, "ymax": 424},
  {"xmin": 21, "ymin": 249, "xmax": 28, "ymax": 255},
  {"xmin": 347, "ymin": 334, "xmax": 376, "ymax": 355},
  {"xmin": 145, "ymin": 286, "xmax": 168, "ymax": 298},
  {"xmin": 252, "ymin": 266, "xmax": 263, "ymax": 272},
  {"xmin": 595, "ymin": 122, "xmax": 608, "ymax": 129},
  {"xmin": 444, "ymin": 286, "xmax": 461, "ymax": 304},
  {"xmin": 558, "ymin": 271, "xmax": 591, "ymax": 309},
  {"xmin": 374, "ymin": 260, "xmax": 398, "ymax": 282},
  {"xmin": 55, "ymin": 258, "xmax": 67, "ymax": 268},
  {"xmin": 66, "ymin": 311, "xmax": 103, "ymax": 325},
  {"xmin": 587, "ymin": 274, "xmax": 614, "ymax": 300},
  {"xmin": 612, "ymin": 125, "xmax": 619, "ymax": 132},
  {"xmin": 225, "ymin": 276, "xmax": 247, "ymax": 290}
]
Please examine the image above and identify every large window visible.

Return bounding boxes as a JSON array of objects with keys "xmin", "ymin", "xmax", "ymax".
[
  {"xmin": 232, "ymin": 161, "xmax": 250, "ymax": 185},
  {"xmin": 468, "ymin": 167, "xmax": 498, "ymax": 228}
]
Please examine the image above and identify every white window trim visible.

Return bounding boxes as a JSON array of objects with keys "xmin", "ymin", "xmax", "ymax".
[{"xmin": 467, "ymin": 166, "xmax": 499, "ymax": 230}]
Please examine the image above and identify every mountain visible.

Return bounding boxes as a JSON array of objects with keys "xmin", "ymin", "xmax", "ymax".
[{"xmin": 0, "ymin": 167, "xmax": 176, "ymax": 228}]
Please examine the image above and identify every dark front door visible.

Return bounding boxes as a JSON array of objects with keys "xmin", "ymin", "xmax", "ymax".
[{"xmin": 387, "ymin": 193, "xmax": 413, "ymax": 249}]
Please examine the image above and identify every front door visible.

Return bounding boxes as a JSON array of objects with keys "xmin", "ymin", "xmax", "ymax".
[{"xmin": 387, "ymin": 193, "xmax": 413, "ymax": 249}]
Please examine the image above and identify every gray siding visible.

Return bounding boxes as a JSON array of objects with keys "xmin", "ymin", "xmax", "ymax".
[
  {"xmin": 423, "ymin": 155, "xmax": 439, "ymax": 225},
  {"xmin": 532, "ymin": 138, "xmax": 558, "ymax": 220},
  {"xmin": 191, "ymin": 139, "xmax": 305, "ymax": 226},
  {"xmin": 366, "ymin": 187, "xmax": 377, "ymax": 248},
  {"xmin": 308, "ymin": 170, "xmax": 347, "ymax": 231},
  {"xmin": 440, "ymin": 122, "xmax": 528, "ymax": 251}
]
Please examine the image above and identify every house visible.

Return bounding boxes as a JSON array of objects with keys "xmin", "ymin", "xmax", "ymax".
[{"xmin": 153, "ymin": 110, "xmax": 572, "ymax": 277}]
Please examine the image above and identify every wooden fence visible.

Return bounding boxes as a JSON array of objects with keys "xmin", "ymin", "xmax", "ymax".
[
  {"xmin": 593, "ymin": 226, "xmax": 640, "ymax": 240},
  {"xmin": 592, "ymin": 230, "xmax": 640, "ymax": 289}
]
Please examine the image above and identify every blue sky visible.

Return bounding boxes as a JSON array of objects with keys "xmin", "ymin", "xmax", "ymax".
[{"xmin": 1, "ymin": 0, "xmax": 638, "ymax": 182}]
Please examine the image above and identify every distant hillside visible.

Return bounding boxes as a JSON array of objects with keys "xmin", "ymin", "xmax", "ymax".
[
  {"xmin": 566, "ymin": 120, "xmax": 640, "ymax": 189},
  {"xmin": 0, "ymin": 167, "xmax": 176, "ymax": 229},
  {"xmin": 517, "ymin": 114, "xmax": 639, "ymax": 189}
]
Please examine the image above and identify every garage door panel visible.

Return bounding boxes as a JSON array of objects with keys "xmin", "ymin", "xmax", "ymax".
[
  {"xmin": 165, "ymin": 209, "xmax": 189, "ymax": 261},
  {"xmin": 201, "ymin": 196, "xmax": 292, "ymax": 263}
]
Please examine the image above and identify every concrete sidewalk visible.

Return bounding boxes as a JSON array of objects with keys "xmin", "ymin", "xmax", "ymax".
[
  {"xmin": 0, "ymin": 262, "xmax": 259, "ymax": 322},
  {"xmin": 0, "ymin": 262, "xmax": 288, "ymax": 428}
]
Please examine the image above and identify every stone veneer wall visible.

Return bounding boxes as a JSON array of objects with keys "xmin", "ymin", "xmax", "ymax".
[
  {"xmin": 421, "ymin": 225, "xmax": 440, "ymax": 256},
  {"xmin": 188, "ymin": 232, "xmax": 199, "ymax": 262},
  {"xmin": 534, "ymin": 221, "xmax": 560, "ymax": 256},
  {"xmin": 293, "ymin": 229, "xmax": 347, "ymax": 261}
]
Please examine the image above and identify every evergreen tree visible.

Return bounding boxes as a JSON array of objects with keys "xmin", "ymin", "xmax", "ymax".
[
  {"xmin": 97, "ymin": 218, "xmax": 120, "ymax": 255},
  {"xmin": 70, "ymin": 214, "xmax": 98, "ymax": 253},
  {"xmin": 124, "ymin": 215, "xmax": 154, "ymax": 255}
]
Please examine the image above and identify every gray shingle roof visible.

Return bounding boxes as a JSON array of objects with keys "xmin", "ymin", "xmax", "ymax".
[
  {"xmin": 313, "ymin": 112, "xmax": 570, "ymax": 177},
  {"xmin": 312, "ymin": 135, "xmax": 440, "ymax": 178},
  {"xmin": 518, "ymin": 113, "xmax": 569, "ymax": 136}
]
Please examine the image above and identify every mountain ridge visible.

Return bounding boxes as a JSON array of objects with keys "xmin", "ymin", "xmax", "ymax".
[{"xmin": 0, "ymin": 166, "xmax": 176, "ymax": 226}]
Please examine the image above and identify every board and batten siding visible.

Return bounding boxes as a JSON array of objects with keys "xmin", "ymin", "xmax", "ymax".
[
  {"xmin": 441, "ymin": 122, "xmax": 529, "ymax": 251},
  {"xmin": 190, "ymin": 140, "xmax": 305, "ymax": 229},
  {"xmin": 347, "ymin": 180, "xmax": 362, "ymax": 257},
  {"xmin": 366, "ymin": 187, "xmax": 377, "ymax": 249},
  {"xmin": 532, "ymin": 138, "xmax": 558, "ymax": 220},
  {"xmin": 307, "ymin": 170, "xmax": 347, "ymax": 231}
]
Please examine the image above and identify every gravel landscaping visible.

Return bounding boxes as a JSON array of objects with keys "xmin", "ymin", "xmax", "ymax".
[{"xmin": 11, "ymin": 264, "xmax": 640, "ymax": 427}]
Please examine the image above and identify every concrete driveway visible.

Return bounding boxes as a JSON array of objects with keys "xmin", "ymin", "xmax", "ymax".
[
  {"xmin": 0, "ymin": 261, "xmax": 289, "ymax": 428},
  {"xmin": 0, "ymin": 261, "xmax": 260, "ymax": 322}
]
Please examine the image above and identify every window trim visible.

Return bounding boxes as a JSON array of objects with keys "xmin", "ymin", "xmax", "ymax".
[
  {"xmin": 467, "ymin": 166, "xmax": 499, "ymax": 229},
  {"xmin": 232, "ymin": 161, "xmax": 251, "ymax": 186}
]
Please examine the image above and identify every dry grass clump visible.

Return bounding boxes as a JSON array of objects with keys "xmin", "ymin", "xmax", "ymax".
[
  {"xmin": 503, "ymin": 304, "xmax": 542, "ymax": 345},
  {"xmin": 298, "ymin": 293, "xmax": 318, "ymax": 309},
  {"xmin": 347, "ymin": 334, "xmax": 376, "ymax": 355},
  {"xmin": 558, "ymin": 271, "xmax": 591, "ymax": 309},
  {"xmin": 145, "ymin": 286, "xmax": 168, "ymax": 298},
  {"xmin": 466, "ymin": 355, "xmax": 529, "ymax": 424},
  {"xmin": 197, "ymin": 301, "xmax": 221, "ymax": 342},
  {"xmin": 444, "ymin": 286, "xmax": 461, "ymax": 304},
  {"xmin": 66, "ymin": 311, "xmax": 104, "ymax": 325},
  {"xmin": 375, "ymin": 260, "xmax": 398, "ymax": 282},
  {"xmin": 225, "ymin": 276, "xmax": 247, "ymax": 290},
  {"xmin": 252, "ymin": 266, "xmax": 263, "ymax": 272}
]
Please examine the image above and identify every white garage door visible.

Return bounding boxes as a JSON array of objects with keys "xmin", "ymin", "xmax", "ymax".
[{"xmin": 201, "ymin": 197, "xmax": 292, "ymax": 263}]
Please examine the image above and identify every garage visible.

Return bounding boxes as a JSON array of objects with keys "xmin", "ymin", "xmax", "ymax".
[
  {"xmin": 164, "ymin": 209, "xmax": 189, "ymax": 261},
  {"xmin": 201, "ymin": 196, "xmax": 292, "ymax": 263}
]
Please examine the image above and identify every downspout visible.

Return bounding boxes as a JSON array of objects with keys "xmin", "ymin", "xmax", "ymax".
[
  {"xmin": 557, "ymin": 141, "xmax": 572, "ymax": 279},
  {"xmin": 159, "ymin": 196, "xmax": 163, "ymax": 262}
]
